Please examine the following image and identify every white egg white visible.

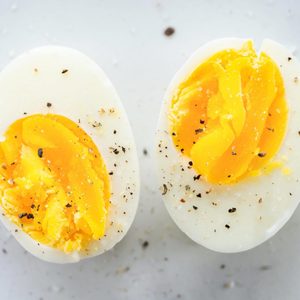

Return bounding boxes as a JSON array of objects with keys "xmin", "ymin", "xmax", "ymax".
[
  {"xmin": 156, "ymin": 38, "xmax": 300, "ymax": 253},
  {"xmin": 0, "ymin": 46, "xmax": 140, "ymax": 263}
]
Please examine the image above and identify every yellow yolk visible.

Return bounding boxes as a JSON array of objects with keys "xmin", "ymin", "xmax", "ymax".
[
  {"xmin": 0, "ymin": 114, "xmax": 110, "ymax": 252},
  {"xmin": 170, "ymin": 41, "xmax": 288, "ymax": 184}
]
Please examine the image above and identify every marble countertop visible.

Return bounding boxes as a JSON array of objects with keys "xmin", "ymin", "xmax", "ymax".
[{"xmin": 0, "ymin": 0, "xmax": 299, "ymax": 299}]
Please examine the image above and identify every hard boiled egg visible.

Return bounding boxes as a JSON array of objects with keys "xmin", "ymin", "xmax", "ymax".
[
  {"xmin": 0, "ymin": 46, "xmax": 139, "ymax": 263},
  {"xmin": 156, "ymin": 38, "xmax": 300, "ymax": 253}
]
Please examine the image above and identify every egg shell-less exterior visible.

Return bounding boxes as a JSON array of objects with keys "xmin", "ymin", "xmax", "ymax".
[
  {"xmin": 0, "ymin": 46, "xmax": 140, "ymax": 263},
  {"xmin": 156, "ymin": 38, "xmax": 300, "ymax": 253}
]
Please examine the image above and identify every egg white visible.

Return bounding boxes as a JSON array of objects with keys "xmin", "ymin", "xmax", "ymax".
[
  {"xmin": 156, "ymin": 38, "xmax": 300, "ymax": 253},
  {"xmin": 0, "ymin": 46, "xmax": 140, "ymax": 263}
]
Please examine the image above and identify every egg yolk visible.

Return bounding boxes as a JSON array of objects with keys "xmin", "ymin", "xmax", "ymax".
[
  {"xmin": 170, "ymin": 41, "xmax": 288, "ymax": 184},
  {"xmin": 0, "ymin": 114, "xmax": 110, "ymax": 253}
]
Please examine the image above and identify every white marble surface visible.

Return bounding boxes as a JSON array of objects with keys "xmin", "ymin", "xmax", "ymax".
[{"xmin": 0, "ymin": 0, "xmax": 299, "ymax": 299}]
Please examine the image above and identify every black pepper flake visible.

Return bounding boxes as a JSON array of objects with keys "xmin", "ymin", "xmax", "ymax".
[
  {"xmin": 113, "ymin": 148, "xmax": 120, "ymax": 155},
  {"xmin": 200, "ymin": 119, "xmax": 205, "ymax": 124},
  {"xmin": 231, "ymin": 151, "xmax": 237, "ymax": 156},
  {"xmin": 180, "ymin": 199, "xmax": 185, "ymax": 203},
  {"xmin": 193, "ymin": 174, "xmax": 201, "ymax": 181},
  {"xmin": 27, "ymin": 213, "xmax": 34, "ymax": 219},
  {"xmin": 196, "ymin": 193, "xmax": 202, "ymax": 198},
  {"xmin": 164, "ymin": 27, "xmax": 175, "ymax": 37},
  {"xmin": 258, "ymin": 198, "xmax": 262, "ymax": 203},
  {"xmin": 37, "ymin": 148, "xmax": 43, "ymax": 158},
  {"xmin": 143, "ymin": 148, "xmax": 148, "ymax": 156},
  {"xmin": 2, "ymin": 248, "xmax": 7, "ymax": 254},
  {"xmin": 113, "ymin": 130, "xmax": 117, "ymax": 134},
  {"xmin": 228, "ymin": 207, "xmax": 236, "ymax": 213},
  {"xmin": 65, "ymin": 203, "xmax": 72, "ymax": 208},
  {"xmin": 258, "ymin": 152, "xmax": 266, "ymax": 158},
  {"xmin": 18, "ymin": 212, "xmax": 27, "ymax": 219},
  {"xmin": 298, "ymin": 131, "xmax": 300, "ymax": 136},
  {"xmin": 195, "ymin": 128, "xmax": 204, "ymax": 134},
  {"xmin": 172, "ymin": 132, "xmax": 176, "ymax": 136},
  {"xmin": 62, "ymin": 69, "xmax": 69, "ymax": 74},
  {"xmin": 220, "ymin": 264, "xmax": 226, "ymax": 269},
  {"xmin": 121, "ymin": 147, "xmax": 126, "ymax": 153},
  {"xmin": 267, "ymin": 127, "xmax": 275, "ymax": 132},
  {"xmin": 109, "ymin": 171, "xmax": 114, "ymax": 175},
  {"xmin": 142, "ymin": 241, "xmax": 149, "ymax": 249},
  {"xmin": 162, "ymin": 184, "xmax": 168, "ymax": 195},
  {"xmin": 188, "ymin": 161, "xmax": 193, "ymax": 166},
  {"xmin": 192, "ymin": 205, "xmax": 198, "ymax": 210},
  {"xmin": 225, "ymin": 224, "xmax": 230, "ymax": 229},
  {"xmin": 46, "ymin": 102, "xmax": 52, "ymax": 108},
  {"xmin": 288, "ymin": 57, "xmax": 292, "ymax": 61},
  {"xmin": 31, "ymin": 204, "xmax": 35, "ymax": 209}
]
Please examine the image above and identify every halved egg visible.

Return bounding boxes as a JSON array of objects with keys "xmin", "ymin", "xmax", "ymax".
[
  {"xmin": 0, "ymin": 46, "xmax": 139, "ymax": 263},
  {"xmin": 156, "ymin": 38, "xmax": 300, "ymax": 253}
]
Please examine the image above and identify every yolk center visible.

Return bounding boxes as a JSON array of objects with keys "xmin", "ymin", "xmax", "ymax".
[
  {"xmin": 170, "ymin": 41, "xmax": 288, "ymax": 184},
  {"xmin": 0, "ymin": 114, "xmax": 110, "ymax": 253}
]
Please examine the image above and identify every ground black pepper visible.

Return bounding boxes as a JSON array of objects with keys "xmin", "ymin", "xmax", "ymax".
[
  {"xmin": 164, "ymin": 27, "xmax": 175, "ymax": 36},
  {"xmin": 195, "ymin": 128, "xmax": 204, "ymax": 134},
  {"xmin": 142, "ymin": 241, "xmax": 149, "ymax": 249},
  {"xmin": 19, "ymin": 212, "xmax": 27, "ymax": 219},
  {"xmin": 258, "ymin": 152, "xmax": 266, "ymax": 158},
  {"xmin": 162, "ymin": 184, "xmax": 168, "ymax": 195},
  {"xmin": 38, "ymin": 148, "xmax": 43, "ymax": 158},
  {"xmin": 27, "ymin": 213, "xmax": 34, "ymax": 219}
]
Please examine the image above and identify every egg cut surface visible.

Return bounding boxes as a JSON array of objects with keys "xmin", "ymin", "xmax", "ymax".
[
  {"xmin": 156, "ymin": 38, "xmax": 300, "ymax": 253},
  {"xmin": 0, "ymin": 46, "xmax": 139, "ymax": 263}
]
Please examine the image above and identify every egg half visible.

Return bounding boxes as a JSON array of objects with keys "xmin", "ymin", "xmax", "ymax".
[
  {"xmin": 0, "ymin": 46, "xmax": 139, "ymax": 263},
  {"xmin": 156, "ymin": 38, "xmax": 300, "ymax": 253}
]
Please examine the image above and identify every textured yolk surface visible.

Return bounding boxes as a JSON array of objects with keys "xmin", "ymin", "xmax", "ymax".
[
  {"xmin": 0, "ymin": 114, "xmax": 110, "ymax": 252},
  {"xmin": 170, "ymin": 41, "xmax": 288, "ymax": 184}
]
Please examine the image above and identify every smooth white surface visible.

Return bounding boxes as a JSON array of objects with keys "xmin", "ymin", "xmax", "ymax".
[{"xmin": 0, "ymin": 0, "xmax": 299, "ymax": 299}]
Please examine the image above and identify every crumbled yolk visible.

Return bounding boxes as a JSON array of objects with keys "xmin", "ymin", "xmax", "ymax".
[
  {"xmin": 0, "ymin": 114, "xmax": 110, "ymax": 252},
  {"xmin": 170, "ymin": 41, "xmax": 288, "ymax": 184}
]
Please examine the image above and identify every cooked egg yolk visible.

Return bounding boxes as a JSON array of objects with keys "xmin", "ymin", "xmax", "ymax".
[
  {"xmin": 0, "ymin": 114, "xmax": 110, "ymax": 252},
  {"xmin": 170, "ymin": 41, "xmax": 288, "ymax": 184}
]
